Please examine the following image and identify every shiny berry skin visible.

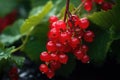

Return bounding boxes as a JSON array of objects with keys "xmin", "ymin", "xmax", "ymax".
[
  {"xmin": 45, "ymin": 69, "xmax": 55, "ymax": 79},
  {"xmin": 68, "ymin": 15, "xmax": 80, "ymax": 27},
  {"xmin": 94, "ymin": 0, "xmax": 104, "ymax": 4},
  {"xmin": 50, "ymin": 61, "xmax": 61, "ymax": 71},
  {"xmin": 81, "ymin": 55, "xmax": 90, "ymax": 63},
  {"xmin": 84, "ymin": 0, "xmax": 92, "ymax": 12},
  {"xmin": 46, "ymin": 41, "xmax": 56, "ymax": 52},
  {"xmin": 101, "ymin": 2, "xmax": 112, "ymax": 11},
  {"xmin": 56, "ymin": 42, "xmax": 65, "ymax": 52},
  {"xmin": 69, "ymin": 37, "xmax": 80, "ymax": 48},
  {"xmin": 40, "ymin": 51, "xmax": 50, "ymax": 62},
  {"xmin": 39, "ymin": 64, "xmax": 48, "ymax": 73},
  {"xmin": 58, "ymin": 53, "xmax": 68, "ymax": 64},
  {"xmin": 55, "ymin": 20, "xmax": 66, "ymax": 31},
  {"xmin": 48, "ymin": 28, "xmax": 60, "ymax": 41},
  {"xmin": 49, "ymin": 15, "xmax": 58, "ymax": 24},
  {"xmin": 74, "ymin": 49, "xmax": 85, "ymax": 60},
  {"xmin": 50, "ymin": 53, "xmax": 58, "ymax": 61},
  {"xmin": 79, "ymin": 18, "xmax": 89, "ymax": 29},
  {"xmin": 59, "ymin": 32, "xmax": 71, "ymax": 44},
  {"xmin": 84, "ymin": 30, "xmax": 95, "ymax": 42},
  {"xmin": 81, "ymin": 44, "xmax": 88, "ymax": 53}
]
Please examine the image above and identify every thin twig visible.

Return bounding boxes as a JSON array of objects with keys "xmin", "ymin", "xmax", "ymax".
[
  {"xmin": 72, "ymin": 0, "xmax": 87, "ymax": 14},
  {"xmin": 64, "ymin": 0, "xmax": 70, "ymax": 22}
]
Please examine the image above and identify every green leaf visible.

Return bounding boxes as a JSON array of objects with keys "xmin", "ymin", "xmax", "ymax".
[
  {"xmin": 88, "ymin": 0, "xmax": 120, "ymax": 31},
  {"xmin": 0, "ymin": 0, "xmax": 17, "ymax": 17},
  {"xmin": 88, "ymin": 26, "xmax": 113, "ymax": 65},
  {"xmin": 0, "ymin": 19, "xmax": 24, "ymax": 45},
  {"xmin": 0, "ymin": 47, "xmax": 15, "ymax": 61},
  {"xmin": 20, "ymin": 1, "xmax": 53, "ymax": 34},
  {"xmin": 22, "ymin": 23, "xmax": 48, "ymax": 61},
  {"xmin": 11, "ymin": 56, "xmax": 25, "ymax": 66},
  {"xmin": 56, "ymin": 54, "xmax": 76, "ymax": 77},
  {"xmin": 0, "ymin": 42, "xmax": 4, "ymax": 49}
]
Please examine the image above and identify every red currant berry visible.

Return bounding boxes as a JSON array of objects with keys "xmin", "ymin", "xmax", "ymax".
[
  {"xmin": 56, "ymin": 42, "xmax": 65, "ymax": 52},
  {"xmin": 55, "ymin": 20, "xmax": 66, "ymax": 31},
  {"xmin": 46, "ymin": 41, "xmax": 56, "ymax": 52},
  {"xmin": 49, "ymin": 15, "xmax": 58, "ymax": 24},
  {"xmin": 50, "ymin": 53, "xmax": 58, "ymax": 61},
  {"xmin": 84, "ymin": 0, "xmax": 93, "ymax": 12},
  {"xmin": 81, "ymin": 55, "xmax": 90, "ymax": 63},
  {"xmin": 58, "ymin": 53, "xmax": 68, "ymax": 64},
  {"xmin": 48, "ymin": 28, "xmax": 60, "ymax": 42},
  {"xmin": 81, "ymin": 44, "xmax": 88, "ymax": 53},
  {"xmin": 50, "ymin": 61, "xmax": 61, "ymax": 71},
  {"xmin": 40, "ymin": 51, "xmax": 50, "ymax": 62},
  {"xmin": 94, "ymin": 0, "xmax": 104, "ymax": 4},
  {"xmin": 59, "ymin": 32, "xmax": 71, "ymax": 44},
  {"xmin": 45, "ymin": 69, "xmax": 55, "ymax": 79},
  {"xmin": 39, "ymin": 64, "xmax": 48, "ymax": 73},
  {"xmin": 74, "ymin": 49, "xmax": 85, "ymax": 60},
  {"xmin": 69, "ymin": 37, "xmax": 80, "ymax": 48},
  {"xmin": 79, "ymin": 17, "xmax": 89, "ymax": 29},
  {"xmin": 101, "ymin": 2, "xmax": 112, "ymax": 11},
  {"xmin": 84, "ymin": 30, "xmax": 95, "ymax": 42}
]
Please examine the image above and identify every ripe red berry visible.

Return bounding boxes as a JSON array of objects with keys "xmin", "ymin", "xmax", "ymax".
[
  {"xmin": 84, "ymin": 0, "xmax": 93, "ymax": 12},
  {"xmin": 46, "ymin": 41, "xmax": 56, "ymax": 52},
  {"xmin": 50, "ymin": 61, "xmax": 61, "ymax": 71},
  {"xmin": 55, "ymin": 20, "xmax": 66, "ymax": 31},
  {"xmin": 69, "ymin": 37, "xmax": 80, "ymax": 48},
  {"xmin": 68, "ymin": 15, "xmax": 80, "ymax": 27},
  {"xmin": 39, "ymin": 64, "xmax": 48, "ymax": 73},
  {"xmin": 49, "ymin": 15, "xmax": 58, "ymax": 24},
  {"xmin": 45, "ymin": 69, "xmax": 55, "ymax": 79},
  {"xmin": 101, "ymin": 2, "xmax": 112, "ymax": 11},
  {"xmin": 84, "ymin": 30, "xmax": 95, "ymax": 42},
  {"xmin": 48, "ymin": 28, "xmax": 60, "ymax": 41},
  {"xmin": 94, "ymin": 0, "xmax": 104, "ymax": 4},
  {"xmin": 81, "ymin": 44, "xmax": 88, "ymax": 53},
  {"xmin": 59, "ymin": 32, "xmax": 71, "ymax": 44},
  {"xmin": 50, "ymin": 53, "xmax": 58, "ymax": 61},
  {"xmin": 79, "ymin": 17, "xmax": 89, "ymax": 29},
  {"xmin": 58, "ymin": 53, "xmax": 68, "ymax": 64},
  {"xmin": 74, "ymin": 49, "xmax": 85, "ymax": 60},
  {"xmin": 56, "ymin": 42, "xmax": 65, "ymax": 52},
  {"xmin": 81, "ymin": 55, "xmax": 90, "ymax": 63},
  {"xmin": 40, "ymin": 51, "xmax": 50, "ymax": 62}
]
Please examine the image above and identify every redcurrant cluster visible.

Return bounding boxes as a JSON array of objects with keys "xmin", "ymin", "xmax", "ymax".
[
  {"xmin": 39, "ymin": 14, "xmax": 94, "ymax": 78},
  {"xmin": 0, "ymin": 10, "xmax": 17, "ymax": 32},
  {"xmin": 8, "ymin": 66, "xmax": 19, "ymax": 80},
  {"xmin": 83, "ymin": 0, "xmax": 113, "ymax": 12}
]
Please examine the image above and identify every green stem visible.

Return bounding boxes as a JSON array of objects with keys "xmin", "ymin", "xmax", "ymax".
[
  {"xmin": 10, "ymin": 29, "xmax": 32, "ymax": 53},
  {"xmin": 72, "ymin": 0, "xmax": 87, "ymax": 14}
]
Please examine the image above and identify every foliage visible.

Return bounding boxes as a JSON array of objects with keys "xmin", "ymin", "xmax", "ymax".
[{"xmin": 0, "ymin": 0, "xmax": 120, "ymax": 78}]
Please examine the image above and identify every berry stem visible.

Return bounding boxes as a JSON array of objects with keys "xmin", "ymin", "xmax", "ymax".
[
  {"xmin": 72, "ymin": 0, "xmax": 87, "ymax": 14},
  {"xmin": 64, "ymin": 0, "xmax": 70, "ymax": 22}
]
